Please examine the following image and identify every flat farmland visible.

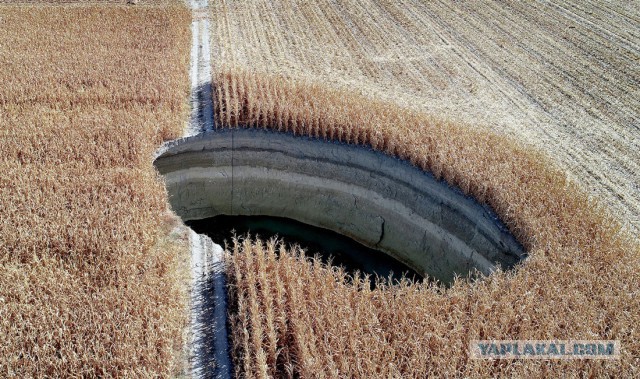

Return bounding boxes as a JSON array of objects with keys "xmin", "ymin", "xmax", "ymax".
[
  {"xmin": 0, "ymin": 0, "xmax": 638, "ymax": 377},
  {"xmin": 211, "ymin": 0, "xmax": 640, "ymax": 234},
  {"xmin": 0, "ymin": 5, "xmax": 191, "ymax": 377},
  {"xmin": 210, "ymin": 0, "xmax": 640, "ymax": 377}
]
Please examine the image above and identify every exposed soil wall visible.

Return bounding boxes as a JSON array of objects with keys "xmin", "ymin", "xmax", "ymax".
[{"xmin": 155, "ymin": 128, "xmax": 524, "ymax": 283}]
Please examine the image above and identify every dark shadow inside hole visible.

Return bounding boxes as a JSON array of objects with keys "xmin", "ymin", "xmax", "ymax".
[{"xmin": 187, "ymin": 215, "xmax": 422, "ymax": 286}]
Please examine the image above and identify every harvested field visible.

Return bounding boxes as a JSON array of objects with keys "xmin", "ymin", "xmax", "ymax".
[
  {"xmin": 1, "ymin": 0, "xmax": 638, "ymax": 377},
  {"xmin": 211, "ymin": 0, "xmax": 640, "ymax": 234},
  {"xmin": 0, "ymin": 0, "xmax": 176, "ymax": 5},
  {"xmin": 210, "ymin": 0, "xmax": 640, "ymax": 377},
  {"xmin": 0, "ymin": 5, "xmax": 191, "ymax": 377}
]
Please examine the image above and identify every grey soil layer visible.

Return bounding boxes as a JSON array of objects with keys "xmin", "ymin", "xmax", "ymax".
[{"xmin": 155, "ymin": 128, "xmax": 525, "ymax": 284}]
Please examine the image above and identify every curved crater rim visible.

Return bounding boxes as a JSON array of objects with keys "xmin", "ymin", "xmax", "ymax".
[{"xmin": 154, "ymin": 127, "xmax": 527, "ymax": 284}]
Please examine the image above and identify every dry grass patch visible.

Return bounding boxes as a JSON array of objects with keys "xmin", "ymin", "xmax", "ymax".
[
  {"xmin": 0, "ymin": 5, "xmax": 191, "ymax": 377},
  {"xmin": 216, "ymin": 67, "xmax": 640, "ymax": 377}
]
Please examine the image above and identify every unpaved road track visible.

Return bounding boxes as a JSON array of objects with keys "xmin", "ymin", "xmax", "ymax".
[
  {"xmin": 189, "ymin": 0, "xmax": 214, "ymax": 136},
  {"xmin": 187, "ymin": 0, "xmax": 231, "ymax": 377},
  {"xmin": 210, "ymin": 0, "xmax": 640, "ymax": 234}
]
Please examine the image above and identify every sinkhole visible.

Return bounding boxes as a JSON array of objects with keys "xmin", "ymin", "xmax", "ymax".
[
  {"xmin": 187, "ymin": 215, "xmax": 422, "ymax": 284},
  {"xmin": 154, "ymin": 128, "xmax": 526, "ymax": 285}
]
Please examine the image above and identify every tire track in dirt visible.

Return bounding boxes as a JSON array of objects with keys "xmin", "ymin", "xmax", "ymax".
[{"xmin": 187, "ymin": 1, "xmax": 231, "ymax": 377}]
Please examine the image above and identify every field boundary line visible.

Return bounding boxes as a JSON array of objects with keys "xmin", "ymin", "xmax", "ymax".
[{"xmin": 187, "ymin": 0, "xmax": 230, "ymax": 378}]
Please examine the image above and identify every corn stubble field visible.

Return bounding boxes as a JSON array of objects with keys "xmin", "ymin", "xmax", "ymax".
[
  {"xmin": 1, "ymin": 0, "xmax": 639, "ymax": 378},
  {"xmin": 211, "ymin": 0, "xmax": 640, "ymax": 377},
  {"xmin": 211, "ymin": 0, "xmax": 640, "ymax": 234}
]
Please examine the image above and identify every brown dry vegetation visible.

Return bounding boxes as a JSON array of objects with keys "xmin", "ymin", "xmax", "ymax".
[
  {"xmin": 0, "ymin": 0, "xmax": 174, "ymax": 5},
  {"xmin": 211, "ymin": 0, "xmax": 640, "ymax": 377},
  {"xmin": 211, "ymin": 0, "xmax": 640, "ymax": 234},
  {"xmin": 1, "ymin": 0, "xmax": 637, "ymax": 377},
  {"xmin": 228, "ymin": 233, "xmax": 639, "ymax": 378},
  {"xmin": 218, "ymin": 69, "xmax": 640, "ymax": 377},
  {"xmin": 0, "ymin": 5, "xmax": 190, "ymax": 377}
]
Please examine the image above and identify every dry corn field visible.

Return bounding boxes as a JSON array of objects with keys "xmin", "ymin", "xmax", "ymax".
[
  {"xmin": 1, "ymin": 0, "xmax": 639, "ymax": 378},
  {"xmin": 0, "ymin": 4, "xmax": 191, "ymax": 377},
  {"xmin": 211, "ymin": 0, "xmax": 640, "ymax": 234},
  {"xmin": 211, "ymin": 0, "xmax": 640, "ymax": 377},
  {"xmin": 218, "ymin": 73, "xmax": 640, "ymax": 376}
]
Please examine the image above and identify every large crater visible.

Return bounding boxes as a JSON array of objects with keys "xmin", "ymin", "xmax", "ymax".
[{"xmin": 154, "ymin": 128, "xmax": 525, "ymax": 284}]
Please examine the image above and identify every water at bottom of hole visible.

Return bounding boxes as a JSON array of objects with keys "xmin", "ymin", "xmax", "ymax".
[{"xmin": 187, "ymin": 215, "xmax": 422, "ymax": 286}]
